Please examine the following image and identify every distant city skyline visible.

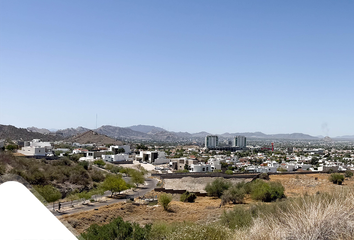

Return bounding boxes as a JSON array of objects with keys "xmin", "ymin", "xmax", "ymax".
[{"xmin": 1, "ymin": 1, "xmax": 353, "ymax": 137}]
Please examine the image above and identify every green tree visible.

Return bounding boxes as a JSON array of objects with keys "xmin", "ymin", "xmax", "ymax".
[
  {"xmin": 34, "ymin": 185, "xmax": 62, "ymax": 210},
  {"xmin": 5, "ymin": 144, "xmax": 18, "ymax": 151},
  {"xmin": 93, "ymin": 159, "xmax": 106, "ymax": 167},
  {"xmin": 117, "ymin": 148, "xmax": 125, "ymax": 153},
  {"xmin": 130, "ymin": 170, "xmax": 145, "ymax": 188},
  {"xmin": 159, "ymin": 193, "xmax": 172, "ymax": 211},
  {"xmin": 101, "ymin": 175, "xmax": 128, "ymax": 197},
  {"xmin": 204, "ymin": 178, "xmax": 232, "ymax": 198}
]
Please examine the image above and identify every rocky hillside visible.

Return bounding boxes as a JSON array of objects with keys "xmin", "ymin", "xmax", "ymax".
[
  {"xmin": 56, "ymin": 127, "xmax": 90, "ymax": 138},
  {"xmin": 0, "ymin": 125, "xmax": 62, "ymax": 141},
  {"xmin": 66, "ymin": 130, "xmax": 122, "ymax": 145}
]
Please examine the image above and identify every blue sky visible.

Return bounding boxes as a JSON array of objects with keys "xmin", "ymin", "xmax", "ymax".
[{"xmin": 1, "ymin": 1, "xmax": 353, "ymax": 137}]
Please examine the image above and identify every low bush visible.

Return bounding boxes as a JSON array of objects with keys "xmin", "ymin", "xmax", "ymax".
[
  {"xmin": 250, "ymin": 179, "xmax": 285, "ymax": 202},
  {"xmin": 329, "ymin": 173, "xmax": 345, "ymax": 184},
  {"xmin": 345, "ymin": 170, "xmax": 353, "ymax": 178},
  {"xmin": 259, "ymin": 173, "xmax": 270, "ymax": 180},
  {"xmin": 90, "ymin": 170, "xmax": 105, "ymax": 182},
  {"xmin": 81, "ymin": 216, "xmax": 151, "ymax": 240},
  {"xmin": 159, "ymin": 193, "xmax": 172, "ymax": 211},
  {"xmin": 180, "ymin": 191, "xmax": 197, "ymax": 203},
  {"xmin": 221, "ymin": 185, "xmax": 245, "ymax": 205},
  {"xmin": 205, "ymin": 178, "xmax": 232, "ymax": 198},
  {"xmin": 225, "ymin": 170, "xmax": 233, "ymax": 175}
]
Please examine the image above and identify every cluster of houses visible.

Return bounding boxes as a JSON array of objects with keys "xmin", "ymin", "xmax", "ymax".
[{"xmin": 7, "ymin": 138, "xmax": 354, "ymax": 174}]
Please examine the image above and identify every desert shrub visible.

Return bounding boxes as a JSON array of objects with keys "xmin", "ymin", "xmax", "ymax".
[
  {"xmin": 221, "ymin": 206, "xmax": 253, "ymax": 229},
  {"xmin": 225, "ymin": 170, "xmax": 233, "ymax": 175},
  {"xmin": 78, "ymin": 160, "xmax": 89, "ymax": 170},
  {"xmin": 34, "ymin": 185, "xmax": 62, "ymax": 204},
  {"xmin": 250, "ymin": 179, "xmax": 285, "ymax": 202},
  {"xmin": 69, "ymin": 166, "xmax": 92, "ymax": 186},
  {"xmin": 93, "ymin": 159, "xmax": 106, "ymax": 167},
  {"xmin": 180, "ymin": 191, "xmax": 197, "ymax": 203},
  {"xmin": 159, "ymin": 193, "xmax": 172, "ymax": 211},
  {"xmin": 329, "ymin": 173, "xmax": 345, "ymax": 184},
  {"xmin": 345, "ymin": 170, "xmax": 353, "ymax": 178},
  {"xmin": 90, "ymin": 170, "xmax": 105, "ymax": 182},
  {"xmin": 205, "ymin": 178, "xmax": 232, "ymax": 198},
  {"xmin": 81, "ymin": 216, "xmax": 151, "ymax": 240},
  {"xmin": 259, "ymin": 172, "xmax": 270, "ymax": 180},
  {"xmin": 221, "ymin": 186, "xmax": 245, "ymax": 205}
]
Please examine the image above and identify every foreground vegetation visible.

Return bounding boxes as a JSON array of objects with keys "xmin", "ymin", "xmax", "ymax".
[
  {"xmin": 0, "ymin": 152, "xmax": 146, "ymax": 206},
  {"xmin": 205, "ymin": 177, "xmax": 285, "ymax": 205},
  {"xmin": 80, "ymin": 189, "xmax": 354, "ymax": 240}
]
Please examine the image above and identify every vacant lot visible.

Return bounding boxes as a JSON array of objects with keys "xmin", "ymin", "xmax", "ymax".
[
  {"xmin": 61, "ymin": 173, "xmax": 354, "ymax": 234},
  {"xmin": 60, "ymin": 193, "xmax": 233, "ymax": 234},
  {"xmin": 269, "ymin": 173, "xmax": 354, "ymax": 197}
]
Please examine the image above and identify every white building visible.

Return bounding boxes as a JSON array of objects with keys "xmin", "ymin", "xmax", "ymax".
[
  {"xmin": 18, "ymin": 146, "xmax": 46, "ymax": 156},
  {"xmin": 17, "ymin": 139, "xmax": 52, "ymax": 156},
  {"xmin": 109, "ymin": 145, "xmax": 131, "ymax": 154},
  {"xmin": 190, "ymin": 163, "xmax": 212, "ymax": 172},
  {"xmin": 205, "ymin": 135, "xmax": 218, "ymax": 148},
  {"xmin": 136, "ymin": 151, "xmax": 169, "ymax": 164},
  {"xmin": 102, "ymin": 154, "xmax": 129, "ymax": 162},
  {"xmin": 234, "ymin": 136, "xmax": 246, "ymax": 148}
]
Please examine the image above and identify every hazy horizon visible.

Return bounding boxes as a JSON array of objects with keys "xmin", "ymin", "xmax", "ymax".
[{"xmin": 1, "ymin": 1, "xmax": 353, "ymax": 137}]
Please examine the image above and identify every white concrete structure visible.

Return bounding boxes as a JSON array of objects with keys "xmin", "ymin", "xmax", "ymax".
[
  {"xmin": 190, "ymin": 163, "xmax": 212, "ymax": 172},
  {"xmin": 18, "ymin": 146, "xmax": 46, "ymax": 156},
  {"xmin": 72, "ymin": 148, "xmax": 89, "ymax": 154},
  {"xmin": 109, "ymin": 145, "xmax": 131, "ymax": 154},
  {"xmin": 102, "ymin": 154, "xmax": 129, "ymax": 162},
  {"xmin": 234, "ymin": 136, "xmax": 246, "ymax": 148},
  {"xmin": 136, "ymin": 151, "xmax": 168, "ymax": 164},
  {"xmin": 205, "ymin": 135, "xmax": 218, "ymax": 148},
  {"xmin": 208, "ymin": 159, "xmax": 222, "ymax": 171}
]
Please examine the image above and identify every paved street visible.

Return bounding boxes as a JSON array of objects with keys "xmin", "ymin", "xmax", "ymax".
[{"xmin": 49, "ymin": 178, "xmax": 158, "ymax": 216}]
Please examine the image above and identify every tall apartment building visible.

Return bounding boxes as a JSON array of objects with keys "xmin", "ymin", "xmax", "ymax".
[
  {"xmin": 234, "ymin": 135, "xmax": 246, "ymax": 148},
  {"xmin": 205, "ymin": 135, "xmax": 218, "ymax": 148}
]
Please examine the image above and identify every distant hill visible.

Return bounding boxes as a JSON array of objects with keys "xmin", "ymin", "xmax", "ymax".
[
  {"xmin": 95, "ymin": 125, "xmax": 150, "ymax": 140},
  {"xmin": 66, "ymin": 130, "xmax": 122, "ymax": 145},
  {"xmin": 27, "ymin": 127, "xmax": 52, "ymax": 135},
  {"xmin": 56, "ymin": 127, "xmax": 90, "ymax": 138},
  {"xmin": 0, "ymin": 124, "xmax": 62, "ymax": 141},
  {"xmin": 127, "ymin": 125, "xmax": 166, "ymax": 134},
  {"xmin": 335, "ymin": 135, "xmax": 354, "ymax": 140}
]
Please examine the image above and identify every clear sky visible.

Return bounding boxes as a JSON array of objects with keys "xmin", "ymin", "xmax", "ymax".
[{"xmin": 1, "ymin": 1, "xmax": 353, "ymax": 137}]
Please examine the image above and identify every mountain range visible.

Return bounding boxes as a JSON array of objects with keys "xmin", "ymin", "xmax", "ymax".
[{"xmin": 2, "ymin": 124, "xmax": 345, "ymax": 143}]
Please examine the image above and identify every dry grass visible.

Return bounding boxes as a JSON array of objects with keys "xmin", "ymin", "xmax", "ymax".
[
  {"xmin": 233, "ymin": 189, "xmax": 354, "ymax": 240},
  {"xmin": 60, "ymin": 194, "xmax": 233, "ymax": 234},
  {"xmin": 269, "ymin": 173, "xmax": 354, "ymax": 197}
]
